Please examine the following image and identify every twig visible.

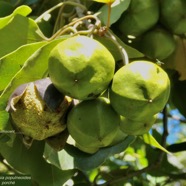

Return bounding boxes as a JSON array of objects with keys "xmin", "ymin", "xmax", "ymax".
[
  {"xmin": 35, "ymin": 2, "xmax": 63, "ymax": 23},
  {"xmin": 106, "ymin": 3, "xmax": 112, "ymax": 28},
  {"xmin": 156, "ymin": 106, "xmax": 168, "ymax": 163},
  {"xmin": 48, "ymin": 14, "xmax": 100, "ymax": 40},
  {"xmin": 105, "ymin": 30, "xmax": 129, "ymax": 65},
  {"xmin": 35, "ymin": 1, "xmax": 87, "ymax": 23}
]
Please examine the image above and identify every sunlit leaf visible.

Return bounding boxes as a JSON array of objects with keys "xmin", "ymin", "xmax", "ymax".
[
  {"xmin": 0, "ymin": 5, "xmax": 44, "ymax": 58},
  {"xmin": 0, "ymin": 41, "xmax": 47, "ymax": 92},
  {"xmin": 146, "ymin": 130, "xmax": 180, "ymax": 177},
  {"xmin": 0, "ymin": 5, "xmax": 31, "ymax": 29},
  {"xmin": 141, "ymin": 133, "xmax": 171, "ymax": 155}
]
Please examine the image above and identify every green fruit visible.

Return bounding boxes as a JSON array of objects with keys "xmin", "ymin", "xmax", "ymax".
[
  {"xmin": 48, "ymin": 36, "xmax": 115, "ymax": 100},
  {"xmin": 67, "ymin": 97, "xmax": 120, "ymax": 154},
  {"xmin": 118, "ymin": 0, "xmax": 159, "ymax": 37},
  {"xmin": 160, "ymin": 0, "xmax": 186, "ymax": 35},
  {"xmin": 109, "ymin": 127, "xmax": 128, "ymax": 146},
  {"xmin": 140, "ymin": 28, "xmax": 176, "ymax": 60},
  {"xmin": 120, "ymin": 115, "xmax": 157, "ymax": 135},
  {"xmin": 109, "ymin": 61, "xmax": 170, "ymax": 120}
]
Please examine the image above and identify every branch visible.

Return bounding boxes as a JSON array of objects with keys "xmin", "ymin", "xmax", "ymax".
[{"xmin": 155, "ymin": 105, "xmax": 169, "ymax": 165}]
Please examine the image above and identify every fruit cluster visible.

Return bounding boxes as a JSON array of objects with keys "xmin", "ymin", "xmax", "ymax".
[
  {"xmin": 7, "ymin": 33, "xmax": 171, "ymax": 153},
  {"xmin": 115, "ymin": 0, "xmax": 186, "ymax": 61},
  {"xmin": 7, "ymin": 33, "xmax": 170, "ymax": 153},
  {"xmin": 47, "ymin": 35, "xmax": 170, "ymax": 153}
]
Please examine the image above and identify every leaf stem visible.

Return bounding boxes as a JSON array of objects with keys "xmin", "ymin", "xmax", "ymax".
[
  {"xmin": 48, "ymin": 14, "xmax": 101, "ymax": 40},
  {"xmin": 35, "ymin": 1, "xmax": 87, "ymax": 23},
  {"xmin": 106, "ymin": 3, "xmax": 112, "ymax": 28},
  {"xmin": 105, "ymin": 30, "xmax": 129, "ymax": 65},
  {"xmin": 35, "ymin": 2, "xmax": 63, "ymax": 23}
]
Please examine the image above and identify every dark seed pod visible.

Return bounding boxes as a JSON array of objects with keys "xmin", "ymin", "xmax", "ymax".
[
  {"xmin": 6, "ymin": 78, "xmax": 73, "ymax": 141},
  {"xmin": 46, "ymin": 129, "xmax": 69, "ymax": 151}
]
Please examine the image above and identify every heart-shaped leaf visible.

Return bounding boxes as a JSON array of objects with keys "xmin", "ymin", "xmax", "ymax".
[
  {"xmin": 0, "ymin": 41, "xmax": 47, "ymax": 92},
  {"xmin": 44, "ymin": 135, "xmax": 136, "ymax": 171},
  {"xmin": 0, "ymin": 5, "xmax": 44, "ymax": 58}
]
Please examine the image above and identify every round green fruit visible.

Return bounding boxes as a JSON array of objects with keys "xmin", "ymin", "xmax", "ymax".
[
  {"xmin": 67, "ymin": 97, "xmax": 120, "ymax": 154},
  {"xmin": 109, "ymin": 127, "xmax": 128, "ymax": 146},
  {"xmin": 48, "ymin": 36, "xmax": 115, "ymax": 100},
  {"xmin": 109, "ymin": 61, "xmax": 170, "ymax": 120},
  {"xmin": 160, "ymin": 0, "xmax": 186, "ymax": 35},
  {"xmin": 118, "ymin": 0, "xmax": 159, "ymax": 37},
  {"xmin": 140, "ymin": 28, "xmax": 176, "ymax": 60},
  {"xmin": 120, "ymin": 115, "xmax": 157, "ymax": 135}
]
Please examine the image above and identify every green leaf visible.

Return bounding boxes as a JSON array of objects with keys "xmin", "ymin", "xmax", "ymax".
[
  {"xmin": 0, "ymin": 136, "xmax": 76, "ymax": 186},
  {"xmin": 62, "ymin": 135, "xmax": 136, "ymax": 171},
  {"xmin": 0, "ymin": 5, "xmax": 44, "ymax": 58},
  {"xmin": 94, "ymin": 35, "xmax": 124, "ymax": 61},
  {"xmin": 146, "ymin": 130, "xmax": 180, "ymax": 176},
  {"xmin": 11, "ymin": 5, "xmax": 32, "ymax": 16},
  {"xmin": 44, "ymin": 144, "xmax": 74, "ymax": 170},
  {"xmin": 98, "ymin": 0, "xmax": 131, "ymax": 26},
  {"xmin": 96, "ymin": 30, "xmax": 144, "ymax": 60},
  {"xmin": 0, "ymin": 5, "xmax": 31, "ymax": 29},
  {"xmin": 141, "ymin": 133, "xmax": 171, "ymax": 155},
  {"xmin": 0, "ymin": 41, "xmax": 47, "ymax": 92},
  {"xmin": 0, "ymin": 110, "xmax": 9, "ymax": 130},
  {"xmin": 111, "ymin": 30, "xmax": 144, "ymax": 59}
]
